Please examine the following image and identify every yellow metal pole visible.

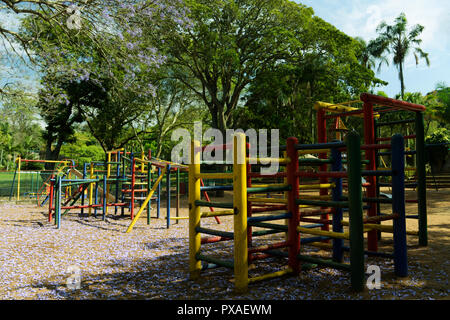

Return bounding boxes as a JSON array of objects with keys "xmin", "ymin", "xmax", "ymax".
[
  {"xmin": 17, "ymin": 157, "xmax": 21, "ymax": 201},
  {"xmin": 89, "ymin": 163, "xmax": 94, "ymax": 215},
  {"xmin": 233, "ymin": 133, "xmax": 248, "ymax": 293},
  {"xmin": 189, "ymin": 139, "xmax": 202, "ymax": 280},
  {"xmin": 141, "ymin": 151, "xmax": 145, "ymax": 173}
]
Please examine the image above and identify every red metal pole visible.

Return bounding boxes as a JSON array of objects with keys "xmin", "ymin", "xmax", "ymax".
[{"xmin": 48, "ymin": 175, "xmax": 54, "ymax": 222}]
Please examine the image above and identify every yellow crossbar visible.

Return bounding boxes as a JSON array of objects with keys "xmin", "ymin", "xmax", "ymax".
[
  {"xmin": 126, "ymin": 166, "xmax": 168, "ymax": 233},
  {"xmin": 247, "ymin": 157, "xmax": 290, "ymax": 164},
  {"xmin": 299, "ymin": 183, "xmax": 335, "ymax": 190},
  {"xmin": 251, "ymin": 184, "xmax": 286, "ymax": 188},
  {"xmin": 297, "ymin": 226, "xmax": 350, "ymax": 240},
  {"xmin": 248, "ymin": 268, "xmax": 293, "ymax": 284},
  {"xmin": 201, "ymin": 210, "xmax": 234, "ymax": 218},
  {"xmin": 196, "ymin": 172, "xmax": 233, "ymax": 180}
]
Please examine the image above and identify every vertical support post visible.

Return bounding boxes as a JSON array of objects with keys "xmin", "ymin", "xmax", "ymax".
[
  {"xmin": 176, "ymin": 168, "xmax": 180, "ymax": 225},
  {"xmin": 391, "ymin": 134, "xmax": 408, "ymax": 277},
  {"xmin": 81, "ymin": 163, "xmax": 87, "ymax": 215},
  {"xmin": 48, "ymin": 175, "xmax": 54, "ymax": 222},
  {"xmin": 8, "ymin": 160, "xmax": 18, "ymax": 201},
  {"xmin": 103, "ymin": 175, "xmax": 107, "ymax": 221},
  {"xmin": 88, "ymin": 163, "xmax": 94, "ymax": 215},
  {"xmin": 147, "ymin": 164, "xmax": 151, "ymax": 225},
  {"xmin": 415, "ymin": 111, "xmax": 427, "ymax": 246},
  {"xmin": 233, "ymin": 133, "xmax": 248, "ymax": 293},
  {"xmin": 131, "ymin": 158, "xmax": 136, "ymax": 220},
  {"xmin": 56, "ymin": 176, "xmax": 62, "ymax": 229},
  {"xmin": 17, "ymin": 157, "xmax": 21, "ymax": 201},
  {"xmin": 317, "ymin": 108, "xmax": 329, "ymax": 232},
  {"xmin": 121, "ymin": 150, "xmax": 127, "ymax": 216},
  {"xmin": 331, "ymin": 145, "xmax": 344, "ymax": 262},
  {"xmin": 189, "ymin": 139, "xmax": 202, "ymax": 280},
  {"xmin": 363, "ymin": 100, "xmax": 378, "ymax": 251},
  {"xmin": 166, "ymin": 164, "xmax": 171, "ymax": 229},
  {"xmin": 94, "ymin": 176, "xmax": 99, "ymax": 217},
  {"xmin": 286, "ymin": 137, "xmax": 300, "ymax": 274},
  {"xmin": 157, "ymin": 167, "xmax": 161, "ymax": 219},
  {"xmin": 346, "ymin": 132, "xmax": 365, "ymax": 292},
  {"xmin": 115, "ymin": 151, "xmax": 121, "ymax": 215}
]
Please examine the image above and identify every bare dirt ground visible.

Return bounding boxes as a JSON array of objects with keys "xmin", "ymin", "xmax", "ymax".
[{"xmin": 0, "ymin": 188, "xmax": 448, "ymax": 300}]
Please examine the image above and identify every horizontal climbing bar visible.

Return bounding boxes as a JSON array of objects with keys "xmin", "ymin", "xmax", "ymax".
[
  {"xmin": 194, "ymin": 200, "xmax": 234, "ymax": 209},
  {"xmin": 247, "ymin": 185, "xmax": 291, "ymax": 194},
  {"xmin": 200, "ymin": 185, "xmax": 233, "ymax": 191},
  {"xmin": 294, "ymin": 141, "xmax": 346, "ymax": 151},
  {"xmin": 247, "ymin": 157, "xmax": 291, "ymax": 164},
  {"xmin": 296, "ymin": 199, "xmax": 349, "ymax": 208},
  {"xmin": 299, "ymin": 183, "xmax": 335, "ymax": 190},
  {"xmin": 195, "ymin": 227, "xmax": 234, "ymax": 239},
  {"xmin": 297, "ymin": 226, "xmax": 350, "ymax": 240},
  {"xmin": 296, "ymin": 171, "xmax": 347, "ymax": 178},
  {"xmin": 247, "ymin": 212, "xmax": 292, "ymax": 223},
  {"xmin": 248, "ymin": 222, "xmax": 288, "ymax": 231},
  {"xmin": 248, "ymin": 197, "xmax": 288, "ymax": 204},
  {"xmin": 195, "ymin": 173, "xmax": 233, "ymax": 180},
  {"xmin": 248, "ymin": 268, "xmax": 293, "ymax": 284},
  {"xmin": 201, "ymin": 210, "xmax": 234, "ymax": 218}
]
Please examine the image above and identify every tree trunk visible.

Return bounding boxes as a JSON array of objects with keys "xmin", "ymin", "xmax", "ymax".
[{"xmin": 399, "ymin": 62, "xmax": 405, "ymax": 100}]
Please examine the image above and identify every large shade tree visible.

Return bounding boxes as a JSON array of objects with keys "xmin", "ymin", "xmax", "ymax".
[{"xmin": 144, "ymin": 0, "xmax": 315, "ymax": 134}]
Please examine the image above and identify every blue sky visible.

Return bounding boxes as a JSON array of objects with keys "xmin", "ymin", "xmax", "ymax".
[
  {"xmin": 1, "ymin": 1, "xmax": 449, "ymax": 98},
  {"xmin": 297, "ymin": 0, "xmax": 450, "ymax": 97}
]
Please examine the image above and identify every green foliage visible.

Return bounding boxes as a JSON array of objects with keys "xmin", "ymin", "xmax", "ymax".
[
  {"xmin": 0, "ymin": 89, "xmax": 43, "ymax": 169},
  {"xmin": 237, "ymin": 16, "xmax": 382, "ymax": 142},
  {"xmin": 371, "ymin": 12, "xmax": 430, "ymax": 99},
  {"xmin": 60, "ymin": 130, "xmax": 104, "ymax": 166},
  {"xmin": 426, "ymin": 128, "xmax": 450, "ymax": 145}
]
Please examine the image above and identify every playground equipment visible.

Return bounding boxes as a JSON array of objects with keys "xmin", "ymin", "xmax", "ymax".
[
  {"xmin": 314, "ymin": 93, "xmax": 427, "ymax": 247},
  {"xmin": 189, "ymin": 131, "xmax": 408, "ymax": 293},
  {"xmin": 9, "ymin": 158, "xmax": 75, "ymax": 202},
  {"xmin": 46, "ymin": 148, "xmax": 189, "ymax": 230}
]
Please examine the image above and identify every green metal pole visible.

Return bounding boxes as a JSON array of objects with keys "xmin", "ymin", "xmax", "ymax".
[
  {"xmin": 415, "ymin": 111, "xmax": 427, "ymax": 246},
  {"xmin": 346, "ymin": 131, "xmax": 365, "ymax": 292}
]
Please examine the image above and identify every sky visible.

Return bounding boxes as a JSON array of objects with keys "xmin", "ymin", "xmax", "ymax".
[
  {"xmin": 0, "ymin": 1, "xmax": 449, "ymax": 99},
  {"xmin": 297, "ymin": 0, "xmax": 450, "ymax": 97}
]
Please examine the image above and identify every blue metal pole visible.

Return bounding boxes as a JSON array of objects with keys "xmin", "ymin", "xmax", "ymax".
[{"xmin": 157, "ymin": 167, "xmax": 161, "ymax": 219}]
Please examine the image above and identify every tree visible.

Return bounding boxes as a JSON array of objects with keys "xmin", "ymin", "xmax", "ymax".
[
  {"xmin": 238, "ymin": 16, "xmax": 383, "ymax": 143},
  {"xmin": 147, "ymin": 0, "xmax": 315, "ymax": 135},
  {"xmin": 18, "ymin": 1, "xmax": 192, "ymax": 159},
  {"xmin": 371, "ymin": 12, "xmax": 430, "ymax": 99},
  {"xmin": 354, "ymin": 37, "xmax": 389, "ymax": 72}
]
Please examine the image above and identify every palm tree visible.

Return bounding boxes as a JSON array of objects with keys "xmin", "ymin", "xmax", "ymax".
[
  {"xmin": 355, "ymin": 37, "xmax": 389, "ymax": 72},
  {"xmin": 371, "ymin": 12, "xmax": 430, "ymax": 99}
]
